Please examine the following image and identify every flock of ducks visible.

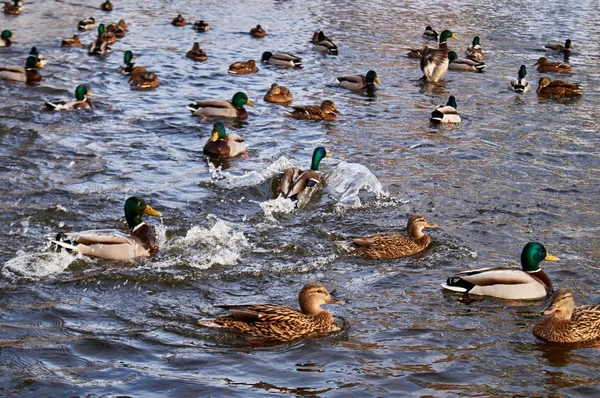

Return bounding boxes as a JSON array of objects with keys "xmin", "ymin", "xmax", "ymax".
[{"xmin": 2, "ymin": 2, "xmax": 597, "ymax": 345}]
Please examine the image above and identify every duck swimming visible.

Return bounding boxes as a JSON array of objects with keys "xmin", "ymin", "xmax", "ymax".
[{"xmin": 277, "ymin": 147, "xmax": 331, "ymax": 208}]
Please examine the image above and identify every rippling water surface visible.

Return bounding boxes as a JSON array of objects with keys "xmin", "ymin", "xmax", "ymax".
[{"xmin": 1, "ymin": 0, "xmax": 600, "ymax": 396}]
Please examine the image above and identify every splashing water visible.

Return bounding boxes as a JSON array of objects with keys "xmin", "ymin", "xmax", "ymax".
[
  {"xmin": 3, "ymin": 250, "xmax": 84, "ymax": 280},
  {"xmin": 222, "ymin": 156, "xmax": 295, "ymax": 189},
  {"xmin": 325, "ymin": 162, "xmax": 389, "ymax": 208}
]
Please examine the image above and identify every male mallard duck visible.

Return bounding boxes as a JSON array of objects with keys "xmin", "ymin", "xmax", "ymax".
[
  {"xmin": 29, "ymin": 47, "xmax": 48, "ymax": 68},
  {"xmin": 422, "ymin": 26, "xmax": 438, "ymax": 41},
  {"xmin": 129, "ymin": 66, "xmax": 160, "ymax": 89},
  {"xmin": 45, "ymin": 84, "xmax": 93, "ymax": 111},
  {"xmin": 119, "ymin": 50, "xmax": 136, "ymax": 75},
  {"xmin": 465, "ymin": 36, "xmax": 485, "ymax": 61},
  {"xmin": 187, "ymin": 92, "xmax": 255, "ymax": 120},
  {"xmin": 352, "ymin": 215, "xmax": 437, "ymax": 260},
  {"xmin": 289, "ymin": 100, "xmax": 340, "ymax": 121},
  {"xmin": 193, "ymin": 20, "xmax": 209, "ymax": 32},
  {"xmin": 420, "ymin": 30, "xmax": 458, "ymax": 82},
  {"xmin": 105, "ymin": 20, "xmax": 127, "ymax": 39},
  {"xmin": 277, "ymin": 147, "xmax": 331, "ymax": 208},
  {"xmin": 533, "ymin": 288, "xmax": 600, "ymax": 344},
  {"xmin": 203, "ymin": 122, "xmax": 247, "ymax": 158},
  {"xmin": 442, "ymin": 242, "xmax": 559, "ymax": 300},
  {"xmin": 172, "ymin": 14, "xmax": 187, "ymax": 26},
  {"xmin": 533, "ymin": 57, "xmax": 573, "ymax": 73},
  {"xmin": 430, "ymin": 95, "xmax": 461, "ymax": 124},
  {"xmin": 261, "ymin": 51, "xmax": 303, "ymax": 67},
  {"xmin": 337, "ymin": 70, "xmax": 380, "ymax": 90},
  {"xmin": 313, "ymin": 31, "xmax": 338, "ymax": 55},
  {"xmin": 61, "ymin": 34, "xmax": 84, "ymax": 49},
  {"xmin": 510, "ymin": 65, "xmax": 531, "ymax": 93},
  {"xmin": 250, "ymin": 24, "xmax": 266, "ymax": 38},
  {"xmin": 536, "ymin": 77, "xmax": 582, "ymax": 97},
  {"xmin": 228, "ymin": 59, "xmax": 259, "ymax": 75},
  {"xmin": 448, "ymin": 51, "xmax": 485, "ymax": 72},
  {"xmin": 77, "ymin": 17, "xmax": 96, "ymax": 31},
  {"xmin": 52, "ymin": 196, "xmax": 162, "ymax": 261},
  {"xmin": 100, "ymin": 0, "xmax": 113, "ymax": 11},
  {"xmin": 3, "ymin": 0, "xmax": 22, "ymax": 15},
  {"xmin": 544, "ymin": 39, "xmax": 572, "ymax": 54},
  {"xmin": 198, "ymin": 282, "xmax": 344, "ymax": 342},
  {"xmin": 88, "ymin": 24, "xmax": 112, "ymax": 56},
  {"xmin": 264, "ymin": 83, "xmax": 293, "ymax": 103},
  {"xmin": 0, "ymin": 29, "xmax": 14, "ymax": 47},
  {"xmin": 186, "ymin": 42, "xmax": 207, "ymax": 62},
  {"xmin": 0, "ymin": 55, "xmax": 41, "ymax": 84}
]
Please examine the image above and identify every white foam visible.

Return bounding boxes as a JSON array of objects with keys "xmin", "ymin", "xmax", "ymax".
[
  {"xmin": 325, "ymin": 161, "xmax": 389, "ymax": 208},
  {"xmin": 3, "ymin": 250, "xmax": 82, "ymax": 279}
]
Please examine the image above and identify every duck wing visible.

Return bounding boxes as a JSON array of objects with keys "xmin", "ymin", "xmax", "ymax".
[{"xmin": 220, "ymin": 304, "xmax": 303, "ymax": 323}]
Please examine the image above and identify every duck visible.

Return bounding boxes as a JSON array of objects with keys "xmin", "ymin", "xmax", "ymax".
[
  {"xmin": 533, "ymin": 288, "xmax": 600, "ymax": 344},
  {"xmin": 3, "ymin": 0, "xmax": 22, "ymax": 15},
  {"xmin": 52, "ymin": 196, "xmax": 162, "ymax": 261},
  {"xmin": 263, "ymin": 83, "xmax": 293, "ymax": 103},
  {"xmin": 249, "ymin": 24, "xmax": 266, "ymax": 38},
  {"xmin": 420, "ymin": 30, "xmax": 458, "ymax": 82},
  {"xmin": 311, "ymin": 31, "xmax": 332, "ymax": 44},
  {"xmin": 203, "ymin": 122, "xmax": 247, "ymax": 158},
  {"xmin": 261, "ymin": 51, "xmax": 303, "ymax": 67},
  {"xmin": 441, "ymin": 242, "xmax": 559, "ymax": 300},
  {"xmin": 448, "ymin": 51, "xmax": 485, "ymax": 72},
  {"xmin": 172, "ymin": 14, "xmax": 187, "ymax": 26},
  {"xmin": 77, "ymin": 17, "xmax": 96, "ymax": 31},
  {"xmin": 61, "ymin": 34, "xmax": 84, "ymax": 49},
  {"xmin": 277, "ymin": 147, "xmax": 331, "ymax": 208},
  {"xmin": 536, "ymin": 77, "xmax": 582, "ymax": 96},
  {"xmin": 129, "ymin": 66, "xmax": 160, "ymax": 89},
  {"xmin": 45, "ymin": 84, "xmax": 93, "ymax": 111},
  {"xmin": 100, "ymin": 0, "xmax": 113, "ymax": 11},
  {"xmin": 313, "ymin": 31, "xmax": 338, "ymax": 55},
  {"xmin": 193, "ymin": 20, "xmax": 210, "ymax": 32},
  {"xmin": 544, "ymin": 39, "xmax": 572, "ymax": 54},
  {"xmin": 187, "ymin": 92, "xmax": 255, "ymax": 120},
  {"xmin": 289, "ymin": 100, "xmax": 340, "ymax": 121},
  {"xmin": 29, "ymin": 47, "xmax": 48, "ymax": 68},
  {"xmin": 0, "ymin": 55, "xmax": 42, "ymax": 84},
  {"xmin": 198, "ymin": 282, "xmax": 344, "ymax": 342},
  {"xmin": 465, "ymin": 36, "xmax": 485, "ymax": 61},
  {"xmin": 337, "ymin": 70, "xmax": 380, "ymax": 90},
  {"xmin": 228, "ymin": 59, "xmax": 259, "ymax": 75},
  {"xmin": 532, "ymin": 57, "xmax": 573, "ymax": 74},
  {"xmin": 88, "ymin": 24, "xmax": 112, "ymax": 56},
  {"xmin": 119, "ymin": 50, "xmax": 136, "ymax": 75},
  {"xmin": 510, "ymin": 65, "xmax": 531, "ymax": 93},
  {"xmin": 186, "ymin": 42, "xmax": 207, "ymax": 62},
  {"xmin": 422, "ymin": 26, "xmax": 438, "ymax": 41},
  {"xmin": 0, "ymin": 29, "xmax": 14, "ymax": 47},
  {"xmin": 406, "ymin": 48, "xmax": 424, "ymax": 59},
  {"xmin": 430, "ymin": 96, "xmax": 461, "ymax": 124},
  {"xmin": 352, "ymin": 215, "xmax": 437, "ymax": 259},
  {"xmin": 105, "ymin": 20, "xmax": 127, "ymax": 39}
]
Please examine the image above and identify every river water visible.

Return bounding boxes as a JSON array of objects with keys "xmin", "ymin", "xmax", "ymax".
[{"xmin": 1, "ymin": 0, "xmax": 599, "ymax": 396}]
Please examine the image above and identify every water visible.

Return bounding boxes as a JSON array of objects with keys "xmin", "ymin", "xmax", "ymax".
[{"xmin": 1, "ymin": 0, "xmax": 600, "ymax": 396}]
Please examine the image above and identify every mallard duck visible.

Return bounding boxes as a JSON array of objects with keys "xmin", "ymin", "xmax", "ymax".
[
  {"xmin": 228, "ymin": 59, "xmax": 259, "ymax": 75},
  {"xmin": 129, "ymin": 66, "xmax": 160, "ymax": 89},
  {"xmin": 119, "ymin": 50, "xmax": 136, "ymax": 75},
  {"xmin": 537, "ymin": 77, "xmax": 582, "ymax": 96},
  {"xmin": 442, "ymin": 242, "xmax": 559, "ymax": 300},
  {"xmin": 263, "ymin": 83, "xmax": 293, "ymax": 103},
  {"xmin": 29, "ymin": 47, "xmax": 48, "ymax": 68},
  {"xmin": 352, "ymin": 215, "xmax": 437, "ymax": 259},
  {"xmin": 448, "ymin": 51, "xmax": 485, "ymax": 72},
  {"xmin": 187, "ymin": 92, "xmax": 255, "ymax": 120},
  {"xmin": 186, "ymin": 42, "xmax": 207, "ymax": 61},
  {"xmin": 422, "ymin": 26, "xmax": 438, "ymax": 41},
  {"xmin": 533, "ymin": 288, "xmax": 600, "ymax": 343},
  {"xmin": 533, "ymin": 57, "xmax": 573, "ymax": 73},
  {"xmin": 289, "ymin": 100, "xmax": 340, "ymax": 121},
  {"xmin": 250, "ymin": 24, "xmax": 266, "ymax": 38},
  {"xmin": 198, "ymin": 282, "xmax": 344, "ymax": 342},
  {"xmin": 203, "ymin": 122, "xmax": 247, "ymax": 158},
  {"xmin": 430, "ymin": 95, "xmax": 461, "ymax": 124},
  {"xmin": 52, "ymin": 196, "xmax": 162, "ymax": 261},
  {"xmin": 313, "ymin": 31, "xmax": 338, "ymax": 55},
  {"xmin": 337, "ymin": 70, "xmax": 380, "ymax": 90},
  {"xmin": 172, "ymin": 14, "xmax": 187, "ymax": 26},
  {"xmin": 88, "ymin": 24, "xmax": 112, "ymax": 56},
  {"xmin": 61, "ymin": 34, "xmax": 84, "ymax": 49},
  {"xmin": 406, "ymin": 48, "xmax": 424, "ymax": 59},
  {"xmin": 420, "ymin": 30, "xmax": 458, "ymax": 82},
  {"xmin": 0, "ymin": 55, "xmax": 41, "ymax": 84},
  {"xmin": 105, "ymin": 20, "xmax": 127, "ymax": 39},
  {"xmin": 77, "ymin": 17, "xmax": 96, "ymax": 31},
  {"xmin": 277, "ymin": 147, "xmax": 331, "ymax": 208},
  {"xmin": 100, "ymin": 0, "xmax": 113, "ymax": 11},
  {"xmin": 311, "ymin": 31, "xmax": 332, "ymax": 43},
  {"xmin": 0, "ymin": 29, "xmax": 14, "ymax": 47},
  {"xmin": 510, "ymin": 65, "xmax": 531, "ymax": 93},
  {"xmin": 3, "ymin": 0, "xmax": 22, "ymax": 15},
  {"xmin": 45, "ymin": 84, "xmax": 93, "ymax": 111},
  {"xmin": 261, "ymin": 51, "xmax": 303, "ymax": 67},
  {"xmin": 193, "ymin": 20, "xmax": 209, "ymax": 32},
  {"xmin": 465, "ymin": 36, "xmax": 485, "ymax": 61},
  {"xmin": 544, "ymin": 39, "xmax": 572, "ymax": 54}
]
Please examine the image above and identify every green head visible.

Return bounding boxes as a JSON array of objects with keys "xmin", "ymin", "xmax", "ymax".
[
  {"xmin": 261, "ymin": 51, "xmax": 273, "ymax": 62},
  {"xmin": 210, "ymin": 122, "xmax": 227, "ymax": 141},
  {"xmin": 98, "ymin": 24, "xmax": 105, "ymax": 35},
  {"xmin": 75, "ymin": 85, "xmax": 91, "ymax": 101},
  {"xmin": 448, "ymin": 51, "xmax": 458, "ymax": 61},
  {"xmin": 1, "ymin": 30, "xmax": 13, "ymax": 40},
  {"xmin": 124, "ymin": 196, "xmax": 162, "ymax": 229},
  {"xmin": 518, "ymin": 65, "xmax": 527, "ymax": 79},
  {"xmin": 25, "ymin": 55, "xmax": 40, "ymax": 69},
  {"xmin": 29, "ymin": 47, "xmax": 39, "ymax": 57},
  {"xmin": 231, "ymin": 92, "xmax": 255, "ymax": 108},
  {"xmin": 124, "ymin": 50, "xmax": 135, "ymax": 64},
  {"xmin": 446, "ymin": 96, "xmax": 457, "ymax": 108},
  {"xmin": 472, "ymin": 36, "xmax": 480, "ymax": 46},
  {"xmin": 439, "ymin": 30, "xmax": 458, "ymax": 43},
  {"xmin": 366, "ymin": 70, "xmax": 380, "ymax": 84},
  {"xmin": 520, "ymin": 242, "xmax": 559, "ymax": 272},
  {"xmin": 311, "ymin": 147, "xmax": 331, "ymax": 171}
]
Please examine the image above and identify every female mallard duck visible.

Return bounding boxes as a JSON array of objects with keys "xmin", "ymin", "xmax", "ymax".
[
  {"xmin": 61, "ymin": 34, "xmax": 84, "ymax": 49},
  {"xmin": 193, "ymin": 20, "xmax": 209, "ymax": 32},
  {"xmin": 0, "ymin": 56, "xmax": 42, "ymax": 84},
  {"xmin": 203, "ymin": 122, "xmax": 247, "ymax": 157},
  {"xmin": 250, "ymin": 24, "xmax": 266, "ymax": 38},
  {"xmin": 105, "ymin": 20, "xmax": 127, "ymax": 39},
  {"xmin": 510, "ymin": 65, "xmax": 531, "ymax": 93},
  {"xmin": 533, "ymin": 288, "xmax": 600, "ymax": 343},
  {"xmin": 52, "ymin": 196, "xmax": 162, "ymax": 261},
  {"xmin": 29, "ymin": 47, "xmax": 48, "ymax": 68},
  {"xmin": 88, "ymin": 24, "xmax": 112, "ymax": 56},
  {"xmin": 442, "ymin": 242, "xmax": 559, "ymax": 300},
  {"xmin": 289, "ymin": 100, "xmax": 340, "ymax": 121},
  {"xmin": 198, "ymin": 282, "xmax": 344, "ymax": 342},
  {"xmin": 187, "ymin": 92, "xmax": 255, "ymax": 120},
  {"xmin": 228, "ymin": 59, "xmax": 259, "ymax": 75},
  {"xmin": 544, "ymin": 39, "xmax": 572, "ymax": 54},
  {"xmin": 78, "ymin": 17, "xmax": 96, "ymax": 31},
  {"xmin": 352, "ymin": 215, "xmax": 437, "ymax": 260},
  {"xmin": 533, "ymin": 57, "xmax": 573, "ymax": 73},
  {"xmin": 465, "ymin": 36, "xmax": 485, "ymax": 61},
  {"xmin": 337, "ymin": 70, "xmax": 380, "ymax": 90},
  {"xmin": 537, "ymin": 77, "xmax": 582, "ymax": 96},
  {"xmin": 45, "ymin": 84, "xmax": 92, "ymax": 110},
  {"xmin": 129, "ymin": 66, "xmax": 160, "ymax": 89},
  {"xmin": 448, "ymin": 51, "xmax": 485, "ymax": 72},
  {"xmin": 172, "ymin": 14, "xmax": 187, "ymax": 26},
  {"xmin": 119, "ymin": 50, "xmax": 136, "ymax": 75},
  {"xmin": 0, "ymin": 30, "xmax": 14, "ymax": 47},
  {"xmin": 430, "ymin": 95, "xmax": 461, "ymax": 124},
  {"xmin": 420, "ymin": 30, "xmax": 458, "ymax": 82},
  {"xmin": 264, "ymin": 83, "xmax": 293, "ymax": 103},
  {"xmin": 3, "ymin": 0, "xmax": 22, "ymax": 15},
  {"xmin": 100, "ymin": 0, "xmax": 113, "ymax": 11},
  {"xmin": 277, "ymin": 147, "xmax": 331, "ymax": 208},
  {"xmin": 313, "ymin": 31, "xmax": 338, "ymax": 55},
  {"xmin": 186, "ymin": 42, "xmax": 207, "ymax": 62},
  {"xmin": 422, "ymin": 26, "xmax": 438, "ymax": 41},
  {"xmin": 261, "ymin": 51, "xmax": 303, "ymax": 67}
]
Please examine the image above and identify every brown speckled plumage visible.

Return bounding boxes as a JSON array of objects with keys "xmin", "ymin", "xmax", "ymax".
[
  {"xmin": 533, "ymin": 57, "xmax": 572, "ymax": 73},
  {"xmin": 264, "ymin": 83, "xmax": 293, "ymax": 103},
  {"xmin": 228, "ymin": 60, "xmax": 258, "ymax": 75},
  {"xmin": 537, "ymin": 77, "xmax": 582, "ymax": 96},
  {"xmin": 289, "ymin": 100, "xmax": 340, "ymax": 121}
]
